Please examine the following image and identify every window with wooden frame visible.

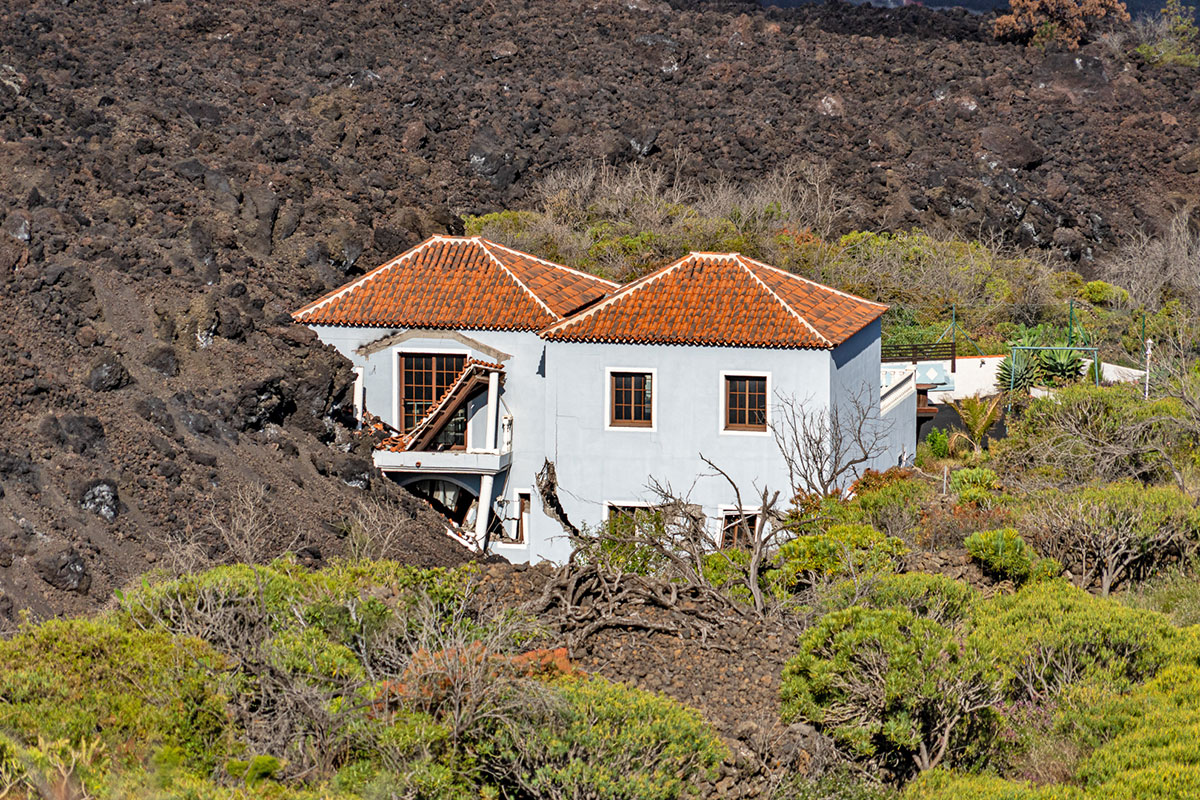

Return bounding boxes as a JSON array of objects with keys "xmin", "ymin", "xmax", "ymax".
[
  {"xmin": 610, "ymin": 371, "xmax": 653, "ymax": 428},
  {"xmin": 720, "ymin": 511, "xmax": 758, "ymax": 549},
  {"xmin": 399, "ymin": 353, "xmax": 466, "ymax": 441},
  {"xmin": 724, "ymin": 375, "xmax": 767, "ymax": 431}
]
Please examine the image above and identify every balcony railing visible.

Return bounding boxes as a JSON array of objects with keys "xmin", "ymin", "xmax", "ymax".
[{"xmin": 881, "ymin": 342, "xmax": 957, "ymax": 372}]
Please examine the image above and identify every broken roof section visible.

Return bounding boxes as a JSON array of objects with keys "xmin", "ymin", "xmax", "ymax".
[
  {"xmin": 292, "ymin": 235, "xmax": 619, "ymax": 330},
  {"xmin": 539, "ymin": 252, "xmax": 887, "ymax": 349},
  {"xmin": 377, "ymin": 359, "xmax": 504, "ymax": 453}
]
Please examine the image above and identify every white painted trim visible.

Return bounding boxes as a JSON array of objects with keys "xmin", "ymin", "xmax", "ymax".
[
  {"xmin": 392, "ymin": 345, "xmax": 472, "ymax": 436},
  {"xmin": 604, "ymin": 366, "xmax": 658, "ymax": 433},
  {"xmin": 506, "ymin": 488, "xmax": 532, "ymax": 545},
  {"xmin": 352, "ymin": 366, "xmax": 365, "ymax": 425},
  {"xmin": 481, "ymin": 238, "xmax": 620, "ymax": 288},
  {"xmin": 477, "ymin": 240, "xmax": 560, "ymax": 320},
  {"xmin": 715, "ymin": 504, "xmax": 763, "ymax": 545},
  {"xmin": 735, "ymin": 255, "xmax": 831, "ymax": 347},
  {"xmin": 718, "ymin": 370, "xmax": 773, "ymax": 437}
]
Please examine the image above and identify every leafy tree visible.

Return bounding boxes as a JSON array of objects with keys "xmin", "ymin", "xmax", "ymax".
[{"xmin": 782, "ymin": 607, "xmax": 1004, "ymax": 775}]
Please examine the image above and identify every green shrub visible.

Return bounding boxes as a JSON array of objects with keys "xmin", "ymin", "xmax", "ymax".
[
  {"xmin": 0, "ymin": 617, "xmax": 231, "ymax": 775},
  {"xmin": 1025, "ymin": 482, "xmax": 1200, "ymax": 595},
  {"xmin": 904, "ymin": 769, "xmax": 1085, "ymax": 799},
  {"xmin": 481, "ymin": 675, "xmax": 725, "ymax": 800},
  {"xmin": 994, "ymin": 384, "xmax": 1190, "ymax": 485},
  {"xmin": 950, "ymin": 467, "xmax": 999, "ymax": 494},
  {"xmin": 925, "ymin": 428, "xmax": 951, "ymax": 459},
  {"xmin": 912, "ymin": 662, "xmax": 1200, "ymax": 799},
  {"xmin": 782, "ymin": 607, "xmax": 1003, "ymax": 775},
  {"xmin": 1122, "ymin": 562, "xmax": 1200, "ymax": 627},
  {"xmin": 1080, "ymin": 280, "xmax": 1130, "ymax": 307},
  {"xmin": 826, "ymin": 572, "xmax": 980, "ymax": 627},
  {"xmin": 775, "ymin": 524, "xmax": 908, "ymax": 591},
  {"xmin": 966, "ymin": 528, "xmax": 1033, "ymax": 583},
  {"xmin": 850, "ymin": 480, "xmax": 932, "ymax": 541},
  {"xmin": 1029, "ymin": 557, "xmax": 1064, "ymax": 584},
  {"xmin": 972, "ymin": 581, "xmax": 1180, "ymax": 702}
]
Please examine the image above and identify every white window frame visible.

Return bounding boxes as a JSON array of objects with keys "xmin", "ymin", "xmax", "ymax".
[
  {"xmin": 494, "ymin": 488, "xmax": 532, "ymax": 549},
  {"xmin": 392, "ymin": 346, "xmax": 472, "ymax": 445},
  {"xmin": 606, "ymin": 501, "xmax": 655, "ymax": 521},
  {"xmin": 352, "ymin": 366, "xmax": 365, "ymax": 426},
  {"xmin": 604, "ymin": 367, "xmax": 658, "ymax": 432},
  {"xmin": 718, "ymin": 370, "xmax": 772, "ymax": 437},
  {"xmin": 716, "ymin": 504, "xmax": 763, "ymax": 547}
]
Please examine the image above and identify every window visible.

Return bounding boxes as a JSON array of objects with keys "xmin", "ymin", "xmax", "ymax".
[
  {"xmin": 508, "ymin": 492, "xmax": 530, "ymax": 544},
  {"xmin": 721, "ymin": 511, "xmax": 758, "ymax": 549},
  {"xmin": 610, "ymin": 371, "xmax": 653, "ymax": 428},
  {"xmin": 725, "ymin": 375, "xmax": 767, "ymax": 431},
  {"xmin": 399, "ymin": 352, "xmax": 465, "ymax": 437}
]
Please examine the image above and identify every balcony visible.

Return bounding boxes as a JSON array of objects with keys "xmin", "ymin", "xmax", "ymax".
[{"xmin": 374, "ymin": 446, "xmax": 512, "ymax": 475}]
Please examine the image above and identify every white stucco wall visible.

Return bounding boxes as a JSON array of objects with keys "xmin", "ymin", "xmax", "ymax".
[
  {"xmin": 308, "ymin": 323, "xmax": 915, "ymax": 566},
  {"xmin": 539, "ymin": 340, "xmax": 834, "ymax": 563}
]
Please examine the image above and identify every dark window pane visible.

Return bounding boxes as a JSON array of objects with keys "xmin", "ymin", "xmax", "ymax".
[{"xmin": 611, "ymin": 372, "xmax": 652, "ymax": 427}]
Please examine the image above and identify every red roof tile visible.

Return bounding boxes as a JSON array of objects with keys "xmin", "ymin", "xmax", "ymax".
[
  {"xmin": 292, "ymin": 236, "xmax": 618, "ymax": 329},
  {"xmin": 539, "ymin": 253, "xmax": 886, "ymax": 349}
]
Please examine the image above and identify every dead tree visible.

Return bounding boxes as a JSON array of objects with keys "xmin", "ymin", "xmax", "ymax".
[{"xmin": 771, "ymin": 384, "xmax": 892, "ymax": 498}]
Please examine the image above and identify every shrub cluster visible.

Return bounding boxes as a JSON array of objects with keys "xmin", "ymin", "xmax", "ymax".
[{"xmin": 0, "ymin": 559, "xmax": 725, "ymax": 800}]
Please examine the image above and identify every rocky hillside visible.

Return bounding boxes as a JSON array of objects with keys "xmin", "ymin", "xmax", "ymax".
[{"xmin": 0, "ymin": 0, "xmax": 1197, "ymax": 618}]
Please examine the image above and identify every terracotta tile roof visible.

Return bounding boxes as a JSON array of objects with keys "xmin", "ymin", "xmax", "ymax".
[
  {"xmin": 539, "ymin": 253, "xmax": 886, "ymax": 349},
  {"xmin": 292, "ymin": 236, "xmax": 619, "ymax": 329},
  {"xmin": 376, "ymin": 359, "xmax": 504, "ymax": 452}
]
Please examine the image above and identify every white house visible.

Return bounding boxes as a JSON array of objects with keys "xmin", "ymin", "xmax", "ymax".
[{"xmin": 294, "ymin": 235, "xmax": 916, "ymax": 563}]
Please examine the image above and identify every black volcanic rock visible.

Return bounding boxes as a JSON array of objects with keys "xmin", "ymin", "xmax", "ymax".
[{"xmin": 36, "ymin": 549, "xmax": 91, "ymax": 594}]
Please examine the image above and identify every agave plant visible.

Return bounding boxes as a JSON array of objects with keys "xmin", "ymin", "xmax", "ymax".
[
  {"xmin": 996, "ymin": 350, "xmax": 1041, "ymax": 393},
  {"xmin": 948, "ymin": 394, "xmax": 1004, "ymax": 455},
  {"xmin": 1039, "ymin": 347, "xmax": 1084, "ymax": 385}
]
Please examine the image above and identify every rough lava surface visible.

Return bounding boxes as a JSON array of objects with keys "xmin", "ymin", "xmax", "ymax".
[{"xmin": 0, "ymin": 0, "xmax": 1198, "ymax": 617}]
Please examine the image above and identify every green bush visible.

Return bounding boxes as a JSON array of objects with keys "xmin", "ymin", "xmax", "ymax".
[
  {"xmin": 1080, "ymin": 280, "xmax": 1130, "ymax": 307},
  {"xmin": 481, "ymin": 675, "xmax": 725, "ymax": 800},
  {"xmin": 965, "ymin": 528, "xmax": 1033, "ymax": 583},
  {"xmin": 825, "ymin": 572, "xmax": 980, "ymax": 627},
  {"xmin": 910, "ymin": 661, "xmax": 1200, "ymax": 800},
  {"xmin": 994, "ymin": 384, "xmax": 1190, "ymax": 485},
  {"xmin": 950, "ymin": 468, "xmax": 999, "ymax": 494},
  {"xmin": 782, "ymin": 606, "xmax": 1002, "ymax": 775},
  {"xmin": 775, "ymin": 524, "xmax": 908, "ymax": 591},
  {"xmin": 0, "ymin": 617, "xmax": 231, "ymax": 775},
  {"xmin": 850, "ymin": 480, "xmax": 932, "ymax": 541},
  {"xmin": 925, "ymin": 428, "xmax": 951, "ymax": 459},
  {"xmin": 1025, "ymin": 482, "xmax": 1200, "ymax": 595},
  {"xmin": 972, "ymin": 581, "xmax": 1180, "ymax": 702}
]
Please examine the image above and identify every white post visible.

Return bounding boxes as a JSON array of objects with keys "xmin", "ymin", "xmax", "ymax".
[
  {"xmin": 475, "ymin": 473, "xmax": 494, "ymax": 544},
  {"xmin": 353, "ymin": 367, "xmax": 365, "ymax": 427},
  {"xmin": 1144, "ymin": 339, "xmax": 1153, "ymax": 400},
  {"xmin": 484, "ymin": 371, "xmax": 499, "ymax": 452}
]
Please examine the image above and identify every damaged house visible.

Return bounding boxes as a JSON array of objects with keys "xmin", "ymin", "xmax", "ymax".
[{"xmin": 294, "ymin": 235, "xmax": 916, "ymax": 563}]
